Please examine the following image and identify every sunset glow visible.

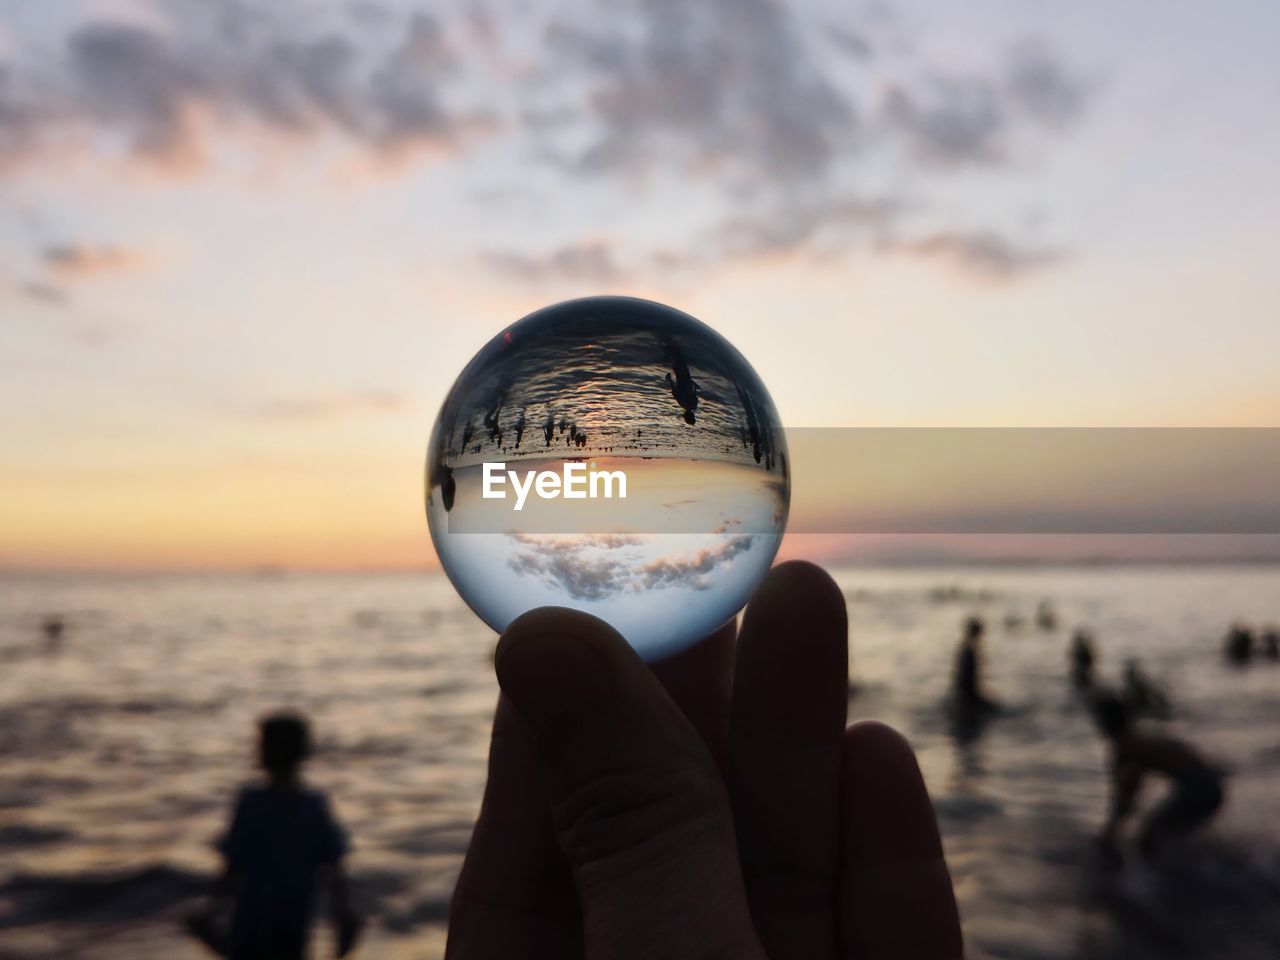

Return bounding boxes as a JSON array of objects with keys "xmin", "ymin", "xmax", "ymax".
[{"xmin": 4, "ymin": 1, "xmax": 1279, "ymax": 569}]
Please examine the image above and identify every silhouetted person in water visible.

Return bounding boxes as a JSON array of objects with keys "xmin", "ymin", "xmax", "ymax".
[
  {"xmin": 1092, "ymin": 693, "xmax": 1224, "ymax": 865},
  {"xmin": 1262, "ymin": 629, "xmax": 1280, "ymax": 660},
  {"xmin": 1223, "ymin": 622, "xmax": 1254, "ymax": 665},
  {"xmin": 41, "ymin": 615, "xmax": 66, "ymax": 653},
  {"xmin": 1069, "ymin": 628, "xmax": 1096, "ymax": 688},
  {"xmin": 665, "ymin": 359, "xmax": 700, "ymax": 424},
  {"xmin": 954, "ymin": 616, "xmax": 999, "ymax": 714},
  {"xmin": 438, "ymin": 463, "xmax": 456, "ymax": 512},
  {"xmin": 1036, "ymin": 598, "xmax": 1058, "ymax": 631},
  {"xmin": 483, "ymin": 404, "xmax": 502, "ymax": 446},
  {"xmin": 191, "ymin": 712, "xmax": 361, "ymax": 959},
  {"xmin": 734, "ymin": 381, "xmax": 763, "ymax": 463},
  {"xmin": 513, "ymin": 411, "xmax": 526, "ymax": 449},
  {"xmin": 1122, "ymin": 658, "xmax": 1170, "ymax": 718}
]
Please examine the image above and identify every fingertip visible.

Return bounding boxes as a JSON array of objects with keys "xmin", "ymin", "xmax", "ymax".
[
  {"xmin": 495, "ymin": 607, "xmax": 625, "ymax": 734},
  {"xmin": 841, "ymin": 721, "xmax": 941, "ymax": 858},
  {"xmin": 743, "ymin": 560, "xmax": 847, "ymax": 652},
  {"xmin": 842, "ymin": 720, "xmax": 916, "ymax": 767},
  {"xmin": 743, "ymin": 560, "xmax": 848, "ymax": 674},
  {"xmin": 495, "ymin": 606, "xmax": 616, "ymax": 668},
  {"xmin": 495, "ymin": 606, "xmax": 628, "ymax": 682},
  {"xmin": 753, "ymin": 560, "xmax": 847, "ymax": 624},
  {"xmin": 735, "ymin": 560, "xmax": 848, "ymax": 743}
]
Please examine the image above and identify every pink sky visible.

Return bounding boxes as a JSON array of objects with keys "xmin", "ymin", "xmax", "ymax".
[{"xmin": 2, "ymin": 0, "xmax": 1279, "ymax": 570}]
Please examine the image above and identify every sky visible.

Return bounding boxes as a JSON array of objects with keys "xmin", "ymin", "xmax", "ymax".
[{"xmin": 2, "ymin": 0, "xmax": 1280, "ymax": 570}]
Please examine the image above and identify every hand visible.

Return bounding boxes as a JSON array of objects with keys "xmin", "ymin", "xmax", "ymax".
[
  {"xmin": 186, "ymin": 897, "xmax": 225, "ymax": 925},
  {"xmin": 1096, "ymin": 832, "xmax": 1124, "ymax": 871},
  {"xmin": 446, "ymin": 561, "xmax": 962, "ymax": 959}
]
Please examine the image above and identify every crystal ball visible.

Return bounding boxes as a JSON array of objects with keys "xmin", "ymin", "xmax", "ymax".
[{"xmin": 425, "ymin": 296, "xmax": 789, "ymax": 660}]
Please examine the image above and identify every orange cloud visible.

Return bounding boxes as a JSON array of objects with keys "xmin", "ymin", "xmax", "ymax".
[
  {"xmin": 43, "ymin": 242, "xmax": 155, "ymax": 278},
  {"xmin": 884, "ymin": 231, "xmax": 1061, "ymax": 282}
]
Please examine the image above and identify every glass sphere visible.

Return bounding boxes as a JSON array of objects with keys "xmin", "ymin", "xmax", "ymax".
[{"xmin": 426, "ymin": 296, "xmax": 788, "ymax": 660}]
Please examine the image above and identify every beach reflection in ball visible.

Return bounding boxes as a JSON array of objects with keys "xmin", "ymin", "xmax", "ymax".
[{"xmin": 425, "ymin": 296, "xmax": 789, "ymax": 661}]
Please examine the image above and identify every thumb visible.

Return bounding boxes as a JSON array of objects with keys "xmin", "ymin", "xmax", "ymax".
[{"xmin": 496, "ymin": 607, "xmax": 766, "ymax": 960}]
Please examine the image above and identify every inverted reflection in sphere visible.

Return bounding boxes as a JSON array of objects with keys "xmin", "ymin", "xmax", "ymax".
[{"xmin": 426, "ymin": 296, "xmax": 788, "ymax": 660}]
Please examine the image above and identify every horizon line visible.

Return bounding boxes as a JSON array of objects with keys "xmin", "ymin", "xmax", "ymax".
[{"xmin": 6, "ymin": 554, "xmax": 1280, "ymax": 577}]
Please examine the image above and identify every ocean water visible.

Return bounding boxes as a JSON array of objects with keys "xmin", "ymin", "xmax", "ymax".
[{"xmin": 1, "ymin": 566, "xmax": 1278, "ymax": 959}]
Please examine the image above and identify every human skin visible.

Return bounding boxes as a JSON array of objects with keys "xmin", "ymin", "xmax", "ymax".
[{"xmin": 446, "ymin": 561, "xmax": 963, "ymax": 960}]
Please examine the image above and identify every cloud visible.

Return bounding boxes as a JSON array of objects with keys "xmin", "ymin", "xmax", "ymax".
[
  {"xmin": 638, "ymin": 536, "xmax": 755, "ymax": 590},
  {"xmin": 0, "ymin": 3, "xmax": 1090, "ymax": 188},
  {"xmin": 504, "ymin": 2, "xmax": 1089, "ymax": 280},
  {"xmin": 365, "ymin": 13, "xmax": 476, "ymax": 153},
  {"xmin": 43, "ymin": 242, "xmax": 151, "ymax": 277},
  {"xmin": 546, "ymin": 0, "xmax": 856, "ymax": 182},
  {"xmin": 505, "ymin": 535, "xmax": 632, "ymax": 600},
  {"xmin": 483, "ymin": 240, "xmax": 623, "ymax": 284},
  {"xmin": 882, "ymin": 76, "xmax": 1006, "ymax": 167},
  {"xmin": 879, "ymin": 43, "xmax": 1087, "ymax": 168},
  {"xmin": 1, "ymin": 6, "xmax": 491, "ymax": 174},
  {"xmin": 505, "ymin": 533, "xmax": 757, "ymax": 599},
  {"xmin": 637, "ymin": 195, "xmax": 901, "ymax": 274},
  {"xmin": 1005, "ymin": 41, "xmax": 1087, "ymax": 129},
  {"xmin": 69, "ymin": 21, "xmax": 212, "ymax": 165},
  {"xmin": 714, "ymin": 195, "xmax": 901, "ymax": 262},
  {"xmin": 534, "ymin": 1, "xmax": 1087, "ymax": 186},
  {"xmin": 249, "ymin": 390, "xmax": 408, "ymax": 420},
  {"xmin": 887, "ymin": 231, "xmax": 1062, "ymax": 280},
  {"xmin": 508, "ymin": 549, "xmax": 626, "ymax": 601},
  {"xmin": 0, "ymin": 62, "xmax": 43, "ymax": 170},
  {"xmin": 2, "ymin": 3, "xmax": 1091, "ymax": 285},
  {"xmin": 18, "ymin": 279, "xmax": 70, "ymax": 306},
  {"xmin": 509, "ymin": 533, "xmax": 647, "ymax": 550},
  {"xmin": 826, "ymin": 24, "xmax": 874, "ymax": 60}
]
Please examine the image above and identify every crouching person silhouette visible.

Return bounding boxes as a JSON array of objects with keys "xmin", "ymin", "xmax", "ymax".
[{"xmin": 1092, "ymin": 693, "xmax": 1225, "ymax": 867}]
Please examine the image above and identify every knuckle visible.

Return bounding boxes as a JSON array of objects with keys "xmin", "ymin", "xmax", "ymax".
[{"xmin": 553, "ymin": 762, "xmax": 726, "ymax": 870}]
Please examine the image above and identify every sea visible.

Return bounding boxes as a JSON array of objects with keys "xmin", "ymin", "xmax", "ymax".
[{"xmin": 1, "ymin": 566, "xmax": 1278, "ymax": 959}]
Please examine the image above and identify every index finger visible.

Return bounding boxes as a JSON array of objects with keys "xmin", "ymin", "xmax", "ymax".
[{"xmin": 728, "ymin": 561, "xmax": 849, "ymax": 960}]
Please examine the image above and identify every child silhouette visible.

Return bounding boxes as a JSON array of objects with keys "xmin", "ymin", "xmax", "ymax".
[{"xmin": 190, "ymin": 712, "xmax": 362, "ymax": 959}]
